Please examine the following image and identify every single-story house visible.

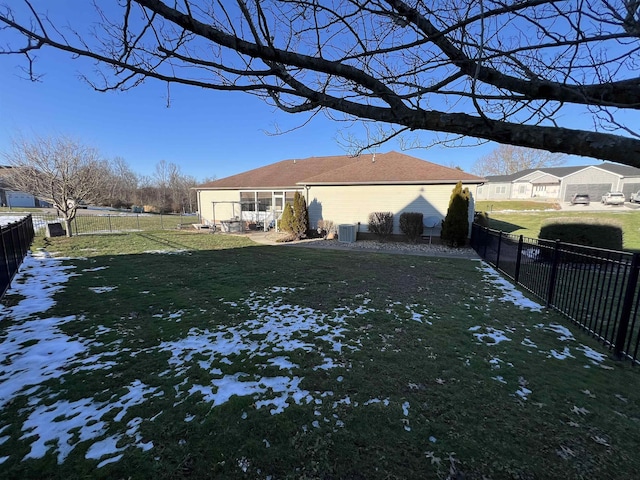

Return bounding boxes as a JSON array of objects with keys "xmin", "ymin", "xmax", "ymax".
[
  {"xmin": 195, "ymin": 151, "xmax": 484, "ymax": 236},
  {"xmin": 0, "ymin": 166, "xmax": 50, "ymax": 208},
  {"xmin": 476, "ymin": 163, "xmax": 640, "ymax": 202}
]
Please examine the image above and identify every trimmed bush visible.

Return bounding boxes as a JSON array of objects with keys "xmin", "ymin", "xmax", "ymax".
[
  {"xmin": 441, "ymin": 182, "xmax": 470, "ymax": 247},
  {"xmin": 368, "ymin": 212, "xmax": 394, "ymax": 241},
  {"xmin": 292, "ymin": 191, "xmax": 309, "ymax": 237},
  {"xmin": 399, "ymin": 212, "xmax": 424, "ymax": 243},
  {"xmin": 280, "ymin": 202, "xmax": 294, "ymax": 233},
  {"xmin": 539, "ymin": 218, "xmax": 623, "ymax": 251},
  {"xmin": 473, "ymin": 211, "xmax": 490, "ymax": 227}
]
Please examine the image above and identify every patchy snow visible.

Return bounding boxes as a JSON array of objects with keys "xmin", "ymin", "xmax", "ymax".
[
  {"xmin": 0, "ymin": 215, "xmax": 27, "ymax": 226},
  {"xmin": 478, "ymin": 263, "xmax": 543, "ymax": 311},
  {"xmin": 0, "ymin": 245, "xmax": 614, "ymax": 470},
  {"xmin": 473, "ymin": 327, "xmax": 512, "ymax": 345},
  {"xmin": 578, "ymin": 344, "xmax": 607, "ymax": 364},
  {"xmin": 541, "ymin": 323, "xmax": 575, "ymax": 341},
  {"xmin": 143, "ymin": 249, "xmax": 188, "ymax": 255},
  {"xmin": 549, "ymin": 347, "xmax": 575, "ymax": 360},
  {"xmin": 82, "ymin": 266, "xmax": 109, "ymax": 272},
  {"xmin": 89, "ymin": 286, "xmax": 117, "ymax": 294},
  {"xmin": 159, "ymin": 288, "xmax": 362, "ymax": 416},
  {"xmin": 515, "ymin": 386, "xmax": 532, "ymax": 400}
]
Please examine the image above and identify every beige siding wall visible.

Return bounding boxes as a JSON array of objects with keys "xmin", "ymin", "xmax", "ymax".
[
  {"xmin": 307, "ymin": 184, "xmax": 477, "ymax": 234},
  {"xmin": 198, "ymin": 190, "xmax": 241, "ymax": 224}
]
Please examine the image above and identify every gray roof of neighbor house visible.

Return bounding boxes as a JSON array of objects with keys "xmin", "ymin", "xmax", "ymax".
[
  {"xmin": 197, "ymin": 151, "xmax": 484, "ymax": 189},
  {"xmin": 484, "ymin": 163, "xmax": 640, "ymax": 183}
]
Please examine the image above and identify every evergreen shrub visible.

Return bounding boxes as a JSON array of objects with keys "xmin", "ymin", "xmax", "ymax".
[
  {"xmin": 292, "ymin": 192, "xmax": 309, "ymax": 237},
  {"xmin": 280, "ymin": 203, "xmax": 294, "ymax": 233},
  {"xmin": 441, "ymin": 182, "xmax": 470, "ymax": 247}
]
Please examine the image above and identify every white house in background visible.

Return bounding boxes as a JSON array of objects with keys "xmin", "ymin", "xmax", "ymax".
[
  {"xmin": 476, "ymin": 163, "xmax": 640, "ymax": 202},
  {"xmin": 0, "ymin": 166, "xmax": 51, "ymax": 208},
  {"xmin": 195, "ymin": 151, "xmax": 484, "ymax": 235}
]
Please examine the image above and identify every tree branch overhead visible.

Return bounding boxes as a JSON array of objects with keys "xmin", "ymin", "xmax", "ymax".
[{"xmin": 2, "ymin": 0, "xmax": 640, "ymax": 165}]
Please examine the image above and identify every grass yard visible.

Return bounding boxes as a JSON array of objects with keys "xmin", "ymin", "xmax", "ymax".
[
  {"xmin": 476, "ymin": 200, "xmax": 560, "ymax": 212},
  {"xmin": 486, "ymin": 210, "xmax": 640, "ymax": 251},
  {"xmin": 1, "ymin": 231, "xmax": 640, "ymax": 479}
]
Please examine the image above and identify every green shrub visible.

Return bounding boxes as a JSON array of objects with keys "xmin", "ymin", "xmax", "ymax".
[
  {"xmin": 280, "ymin": 203, "xmax": 294, "ymax": 233},
  {"xmin": 441, "ymin": 182, "xmax": 469, "ymax": 247},
  {"xmin": 399, "ymin": 212, "xmax": 424, "ymax": 243},
  {"xmin": 368, "ymin": 212, "xmax": 394, "ymax": 241},
  {"xmin": 474, "ymin": 211, "xmax": 490, "ymax": 227},
  {"xmin": 539, "ymin": 218, "xmax": 623, "ymax": 250},
  {"xmin": 292, "ymin": 191, "xmax": 309, "ymax": 237}
]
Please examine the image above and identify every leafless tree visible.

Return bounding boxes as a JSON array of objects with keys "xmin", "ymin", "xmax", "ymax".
[
  {"xmin": 103, "ymin": 156, "xmax": 138, "ymax": 208},
  {"xmin": 2, "ymin": 135, "xmax": 104, "ymax": 236},
  {"xmin": 2, "ymin": 1, "xmax": 640, "ymax": 165},
  {"xmin": 472, "ymin": 145, "xmax": 566, "ymax": 176}
]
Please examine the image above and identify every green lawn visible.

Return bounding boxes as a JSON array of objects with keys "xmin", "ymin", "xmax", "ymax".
[
  {"xmin": 1, "ymin": 231, "xmax": 639, "ymax": 479},
  {"xmin": 476, "ymin": 200, "xmax": 560, "ymax": 212},
  {"xmin": 486, "ymin": 210, "xmax": 640, "ymax": 251}
]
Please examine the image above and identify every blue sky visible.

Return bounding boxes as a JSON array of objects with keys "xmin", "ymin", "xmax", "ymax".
[{"xmin": 0, "ymin": 5, "xmax": 600, "ymax": 182}]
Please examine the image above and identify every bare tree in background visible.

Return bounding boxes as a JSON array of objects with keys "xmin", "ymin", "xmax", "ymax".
[
  {"xmin": 472, "ymin": 145, "xmax": 567, "ymax": 176},
  {"xmin": 3, "ymin": 136, "xmax": 104, "ymax": 237},
  {"xmin": 2, "ymin": 1, "xmax": 640, "ymax": 165}
]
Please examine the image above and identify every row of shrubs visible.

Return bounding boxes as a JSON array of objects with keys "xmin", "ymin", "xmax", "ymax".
[{"xmin": 279, "ymin": 181, "xmax": 472, "ymax": 246}]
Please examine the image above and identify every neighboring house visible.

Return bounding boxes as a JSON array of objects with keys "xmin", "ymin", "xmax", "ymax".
[
  {"xmin": 195, "ymin": 151, "xmax": 485, "ymax": 235},
  {"xmin": 0, "ymin": 166, "xmax": 51, "ymax": 208},
  {"xmin": 476, "ymin": 163, "xmax": 640, "ymax": 202}
]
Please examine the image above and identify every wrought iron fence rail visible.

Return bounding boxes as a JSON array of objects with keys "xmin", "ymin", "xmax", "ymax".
[
  {"xmin": 471, "ymin": 224, "xmax": 640, "ymax": 363},
  {"xmin": 1, "ymin": 215, "xmax": 35, "ymax": 300}
]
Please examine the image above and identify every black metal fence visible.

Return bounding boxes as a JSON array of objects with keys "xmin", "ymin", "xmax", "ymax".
[
  {"xmin": 1, "ymin": 212, "xmax": 198, "ymax": 237},
  {"xmin": 471, "ymin": 223, "xmax": 640, "ymax": 363},
  {"xmin": 1, "ymin": 215, "xmax": 35, "ymax": 299}
]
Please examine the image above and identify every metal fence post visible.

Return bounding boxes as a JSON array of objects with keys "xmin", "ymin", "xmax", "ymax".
[
  {"xmin": 483, "ymin": 227, "xmax": 489, "ymax": 257},
  {"xmin": 546, "ymin": 240, "xmax": 561, "ymax": 307},
  {"xmin": 108, "ymin": 215, "xmax": 112, "ymax": 233},
  {"xmin": 496, "ymin": 231, "xmax": 503, "ymax": 269},
  {"xmin": 160, "ymin": 213, "xmax": 164, "ymax": 230},
  {"xmin": 614, "ymin": 252, "xmax": 640, "ymax": 359},
  {"xmin": 514, "ymin": 235, "xmax": 524, "ymax": 285}
]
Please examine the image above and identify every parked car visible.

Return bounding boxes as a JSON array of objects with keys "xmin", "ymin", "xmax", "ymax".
[
  {"xmin": 601, "ymin": 192, "xmax": 626, "ymax": 205},
  {"xmin": 570, "ymin": 193, "xmax": 590, "ymax": 205},
  {"xmin": 630, "ymin": 190, "xmax": 640, "ymax": 203}
]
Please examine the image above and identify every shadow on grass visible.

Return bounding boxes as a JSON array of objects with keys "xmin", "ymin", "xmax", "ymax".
[{"xmin": 487, "ymin": 218, "xmax": 523, "ymax": 233}]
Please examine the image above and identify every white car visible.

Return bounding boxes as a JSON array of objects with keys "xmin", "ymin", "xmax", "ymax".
[
  {"xmin": 601, "ymin": 192, "xmax": 626, "ymax": 205},
  {"xmin": 630, "ymin": 190, "xmax": 640, "ymax": 203}
]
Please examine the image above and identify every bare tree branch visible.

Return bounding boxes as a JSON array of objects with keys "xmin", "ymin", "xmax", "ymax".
[{"xmin": 2, "ymin": 1, "xmax": 640, "ymax": 165}]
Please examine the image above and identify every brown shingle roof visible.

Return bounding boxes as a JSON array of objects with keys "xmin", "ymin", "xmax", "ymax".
[{"xmin": 198, "ymin": 151, "xmax": 484, "ymax": 189}]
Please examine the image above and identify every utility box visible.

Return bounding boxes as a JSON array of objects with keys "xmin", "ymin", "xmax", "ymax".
[
  {"xmin": 338, "ymin": 224, "xmax": 356, "ymax": 243},
  {"xmin": 46, "ymin": 223, "xmax": 65, "ymax": 237}
]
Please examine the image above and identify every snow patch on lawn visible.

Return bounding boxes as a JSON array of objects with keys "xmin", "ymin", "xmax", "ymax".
[
  {"xmin": 471, "ymin": 326, "xmax": 512, "ymax": 345},
  {"xmin": 478, "ymin": 263, "xmax": 543, "ymax": 311},
  {"xmin": 159, "ymin": 288, "xmax": 362, "ymax": 415},
  {"xmin": 21, "ymin": 380, "xmax": 158, "ymax": 464},
  {"xmin": 89, "ymin": 286, "xmax": 117, "ymax": 294}
]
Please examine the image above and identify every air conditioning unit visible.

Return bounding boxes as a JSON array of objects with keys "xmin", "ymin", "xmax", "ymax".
[{"xmin": 338, "ymin": 224, "xmax": 356, "ymax": 243}]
